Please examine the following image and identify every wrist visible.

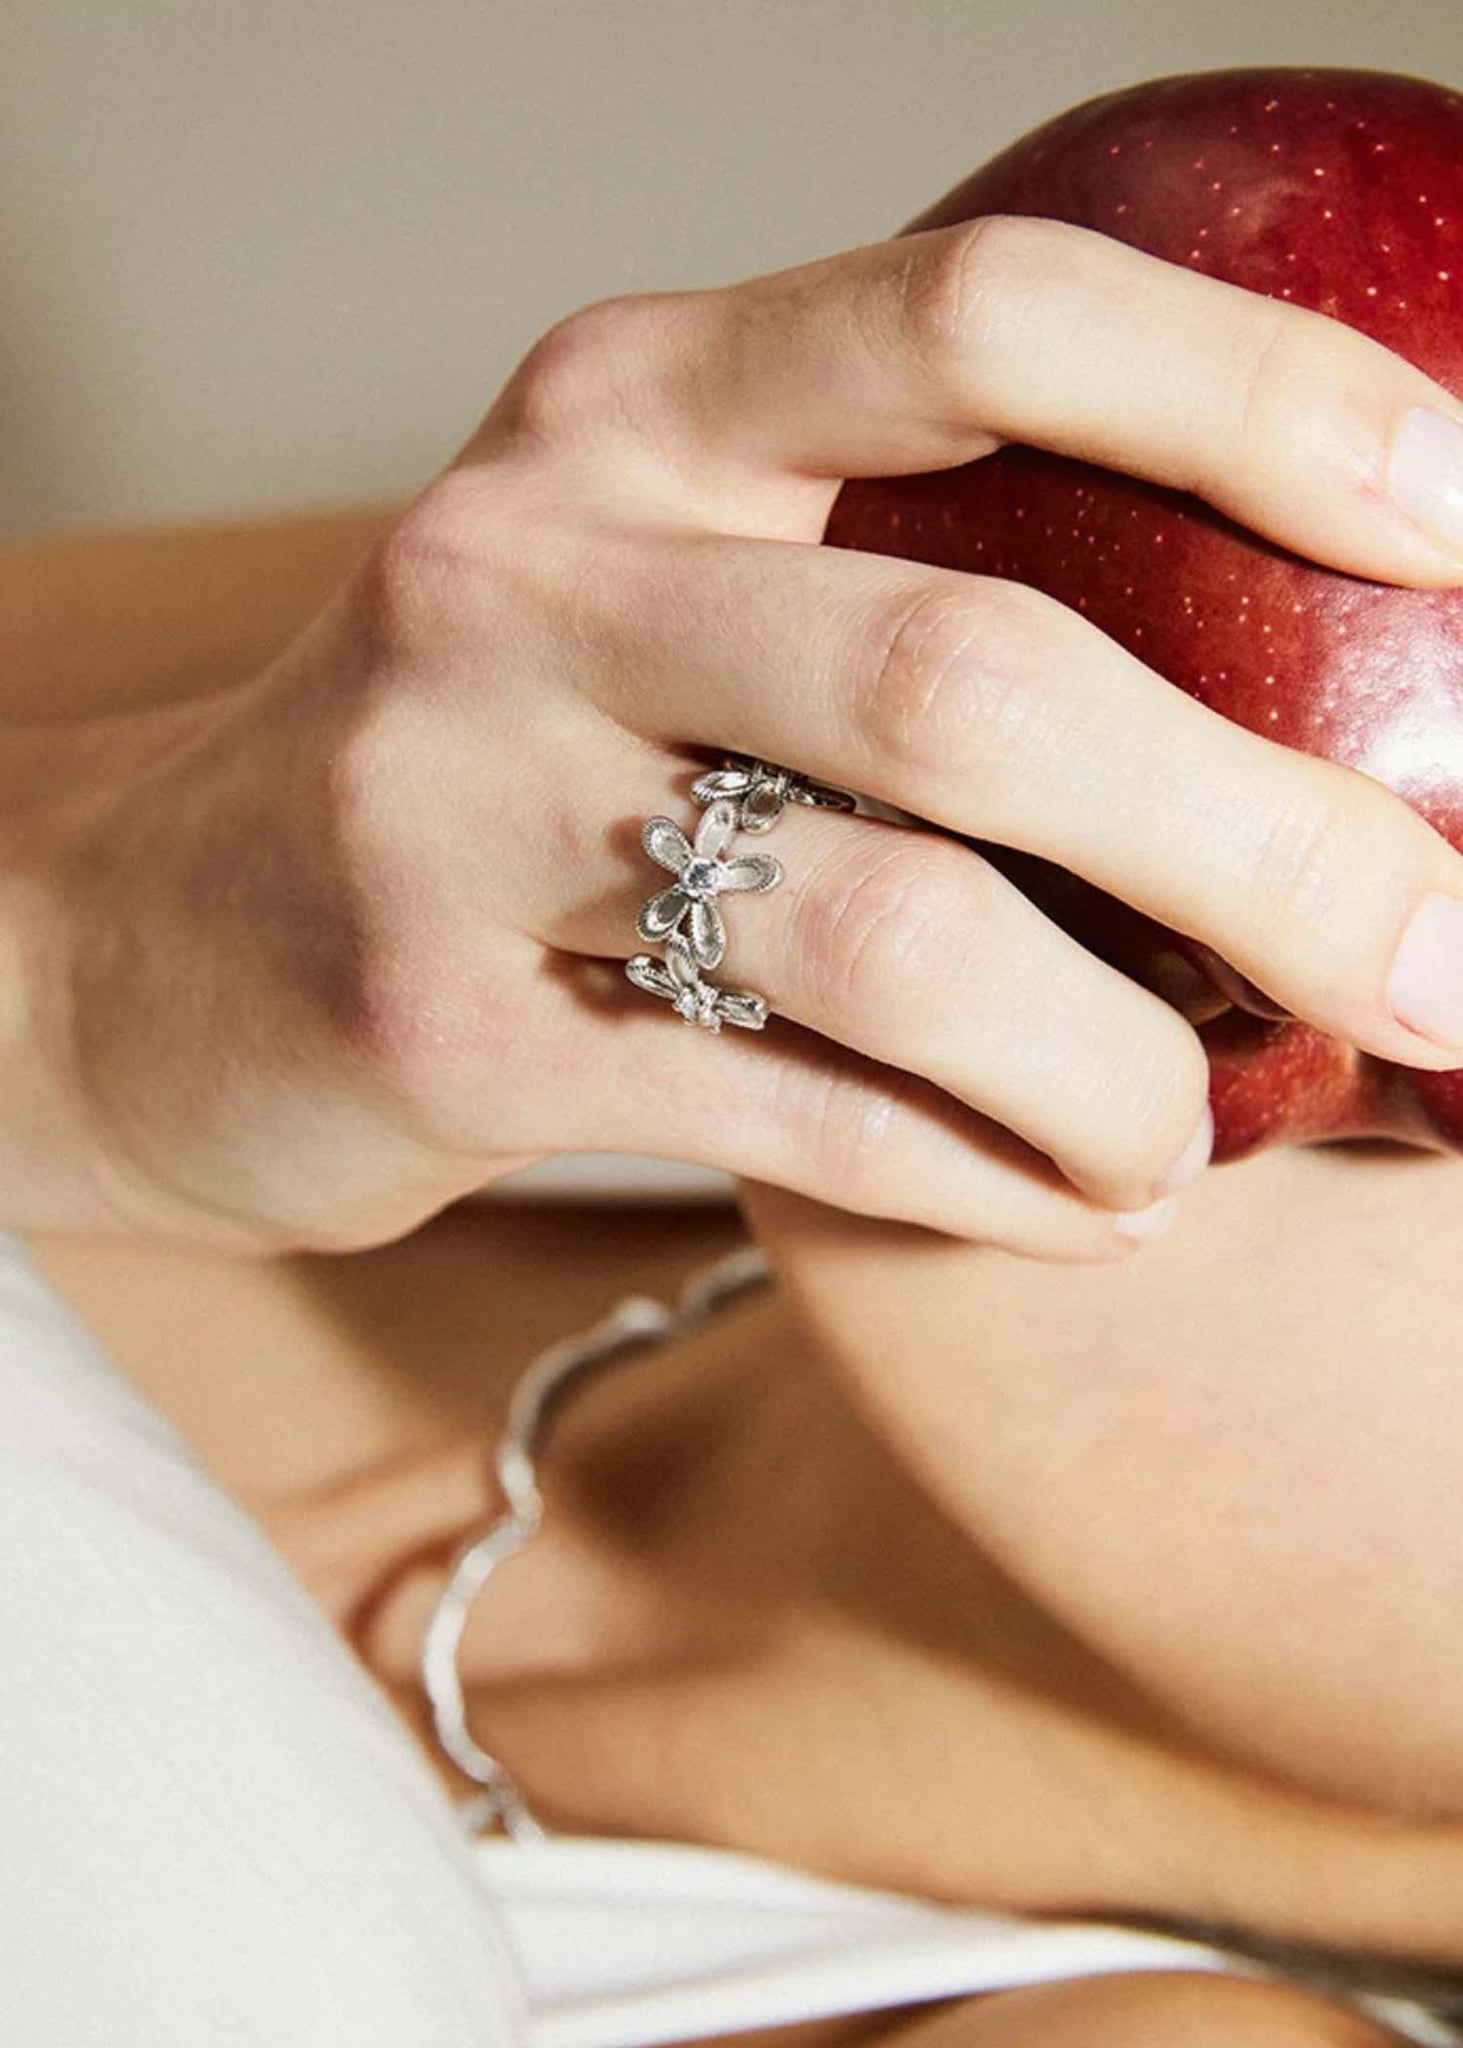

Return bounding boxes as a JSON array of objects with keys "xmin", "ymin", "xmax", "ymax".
[
  {"xmin": 27, "ymin": 638, "xmax": 466, "ymax": 1256},
  {"xmin": 0, "ymin": 704, "xmax": 185, "ymax": 1234},
  {"xmin": 0, "ymin": 685, "xmax": 296, "ymax": 1245}
]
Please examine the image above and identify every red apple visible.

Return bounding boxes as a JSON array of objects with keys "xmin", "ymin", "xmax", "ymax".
[{"xmin": 822, "ymin": 68, "xmax": 1463, "ymax": 1160}]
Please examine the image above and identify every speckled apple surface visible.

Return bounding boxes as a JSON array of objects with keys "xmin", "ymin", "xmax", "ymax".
[{"xmin": 823, "ymin": 67, "xmax": 1463, "ymax": 1159}]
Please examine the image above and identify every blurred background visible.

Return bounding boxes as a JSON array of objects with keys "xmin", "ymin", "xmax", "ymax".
[
  {"xmin": 6, "ymin": 0, "xmax": 1463, "ymax": 539},
  {"xmin": 5, "ymin": 0, "xmax": 1461, "ymax": 1199}
]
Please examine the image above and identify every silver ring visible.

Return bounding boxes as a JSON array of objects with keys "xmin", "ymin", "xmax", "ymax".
[
  {"xmin": 626, "ymin": 934, "xmax": 770, "ymax": 1032},
  {"xmin": 626, "ymin": 794, "xmax": 782, "ymax": 1030},
  {"xmin": 691, "ymin": 756, "xmax": 857, "ymax": 834},
  {"xmin": 624, "ymin": 758, "xmax": 856, "ymax": 1033}
]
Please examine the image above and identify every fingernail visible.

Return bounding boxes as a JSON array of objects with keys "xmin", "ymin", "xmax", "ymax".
[
  {"xmin": 1387, "ymin": 891, "xmax": 1463, "ymax": 1050},
  {"xmin": 1113, "ymin": 1192, "xmax": 1181, "ymax": 1244},
  {"xmin": 1152, "ymin": 1102, "xmax": 1214, "ymax": 1199},
  {"xmin": 1385, "ymin": 406, "xmax": 1463, "ymax": 557},
  {"xmin": 1147, "ymin": 947, "xmax": 1231, "ymax": 1023}
]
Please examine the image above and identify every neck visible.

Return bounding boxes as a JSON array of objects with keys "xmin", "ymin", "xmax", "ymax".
[
  {"xmin": 25, "ymin": 1142, "xmax": 1463, "ymax": 1978},
  {"xmin": 447, "ymin": 1262, "xmax": 1463, "ymax": 1974}
]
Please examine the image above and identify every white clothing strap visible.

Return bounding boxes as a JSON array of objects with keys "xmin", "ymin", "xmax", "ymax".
[{"xmin": 473, "ymin": 1834, "xmax": 1257, "ymax": 2048}]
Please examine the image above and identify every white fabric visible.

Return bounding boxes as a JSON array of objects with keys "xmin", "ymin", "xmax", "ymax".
[
  {"xmin": 474, "ymin": 1835, "xmax": 1248, "ymax": 2048},
  {"xmin": 476, "ymin": 1834, "xmax": 1456, "ymax": 2047},
  {"xmin": 0, "ymin": 1229, "xmax": 527, "ymax": 2048},
  {"xmin": 0, "ymin": 1226, "xmax": 1448, "ymax": 2048}
]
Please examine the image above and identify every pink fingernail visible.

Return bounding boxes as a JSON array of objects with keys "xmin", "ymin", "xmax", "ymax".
[
  {"xmin": 1113, "ymin": 1193, "xmax": 1180, "ymax": 1244},
  {"xmin": 1153, "ymin": 1103, "xmax": 1215, "ymax": 1199},
  {"xmin": 1386, "ymin": 406, "xmax": 1463, "ymax": 559},
  {"xmin": 1387, "ymin": 891, "xmax": 1463, "ymax": 1052}
]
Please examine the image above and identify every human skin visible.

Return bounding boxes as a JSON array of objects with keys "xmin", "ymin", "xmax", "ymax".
[
  {"xmin": 14, "ymin": 507, "xmax": 1445, "ymax": 2046},
  {"xmin": 13, "ymin": 215, "xmax": 1463, "ymax": 1266},
  {"xmin": 29, "ymin": 1139, "xmax": 1463, "ymax": 2048},
  {"xmin": 12, "ymin": 363, "xmax": 1463, "ymax": 2037}
]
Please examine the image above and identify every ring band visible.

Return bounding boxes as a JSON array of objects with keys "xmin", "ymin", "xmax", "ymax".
[
  {"xmin": 691, "ymin": 756, "xmax": 857, "ymax": 834},
  {"xmin": 626, "ymin": 935, "xmax": 769, "ymax": 1032},
  {"xmin": 625, "ymin": 757, "xmax": 855, "ymax": 1033}
]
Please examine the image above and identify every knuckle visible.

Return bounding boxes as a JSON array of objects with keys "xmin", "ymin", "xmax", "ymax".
[
  {"xmin": 322, "ymin": 721, "xmax": 543, "ymax": 1139},
  {"xmin": 320, "ymin": 793, "xmax": 426, "ymax": 1084},
  {"xmin": 1230, "ymin": 301, "xmax": 1301, "ymax": 452},
  {"xmin": 338, "ymin": 960, "xmax": 427, "ymax": 1107},
  {"xmin": 356, "ymin": 470, "xmax": 581, "ymax": 668},
  {"xmin": 326, "ymin": 911, "xmax": 438, "ymax": 1112},
  {"xmin": 1229, "ymin": 297, "xmax": 1370, "ymax": 460},
  {"xmin": 778, "ymin": 1058, "xmax": 914, "ymax": 1209},
  {"xmin": 857, "ymin": 576, "xmax": 1063, "ymax": 798},
  {"xmin": 357, "ymin": 473, "xmax": 494, "ymax": 653},
  {"xmin": 316, "ymin": 714, "xmax": 465, "ymax": 1120},
  {"xmin": 900, "ymin": 212, "xmax": 1055, "ymax": 382},
  {"xmin": 793, "ymin": 836, "xmax": 971, "ymax": 1023},
  {"xmin": 1248, "ymin": 775, "xmax": 1360, "ymax": 934},
  {"xmin": 1103, "ymin": 1008, "xmax": 1212, "ymax": 1205},
  {"xmin": 334, "ymin": 920, "xmax": 525, "ymax": 1150},
  {"xmin": 998, "ymin": 957, "xmax": 1214, "ymax": 1216},
  {"xmin": 325, "ymin": 685, "xmax": 411, "ymax": 880},
  {"xmin": 490, "ymin": 292, "xmax": 666, "ymax": 453}
]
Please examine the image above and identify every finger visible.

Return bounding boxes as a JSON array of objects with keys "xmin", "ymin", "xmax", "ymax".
[
  {"xmin": 547, "ymin": 770, "xmax": 1212, "ymax": 1215},
  {"xmin": 480, "ymin": 215, "xmax": 1463, "ymax": 586},
  {"xmin": 498, "ymin": 957, "xmax": 1176, "ymax": 1264},
  {"xmin": 587, "ymin": 527, "xmax": 1463, "ymax": 1074}
]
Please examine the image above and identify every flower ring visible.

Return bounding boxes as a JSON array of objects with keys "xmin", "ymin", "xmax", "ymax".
[{"xmin": 635, "ymin": 798, "xmax": 782, "ymax": 972}]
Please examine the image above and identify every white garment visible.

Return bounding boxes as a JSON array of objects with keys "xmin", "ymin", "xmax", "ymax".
[
  {"xmin": 0, "ymin": 1228, "xmax": 1448, "ymax": 2048},
  {"xmin": 475, "ymin": 1835, "xmax": 1252, "ymax": 2048},
  {"xmin": 0, "ymin": 1229, "xmax": 527, "ymax": 2048}
]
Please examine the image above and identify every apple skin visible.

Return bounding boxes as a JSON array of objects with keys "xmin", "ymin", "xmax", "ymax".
[{"xmin": 822, "ymin": 68, "xmax": 1463, "ymax": 1161}]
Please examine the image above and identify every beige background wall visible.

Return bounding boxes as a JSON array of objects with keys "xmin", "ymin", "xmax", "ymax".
[{"xmin": 5, "ymin": 0, "xmax": 1463, "ymax": 540}]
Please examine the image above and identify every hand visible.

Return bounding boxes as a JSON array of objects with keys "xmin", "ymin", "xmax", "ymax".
[{"xmin": 46, "ymin": 215, "xmax": 1463, "ymax": 1254}]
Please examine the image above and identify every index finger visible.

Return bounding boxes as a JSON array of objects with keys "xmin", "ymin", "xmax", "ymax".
[{"xmin": 508, "ymin": 215, "xmax": 1463, "ymax": 588}]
